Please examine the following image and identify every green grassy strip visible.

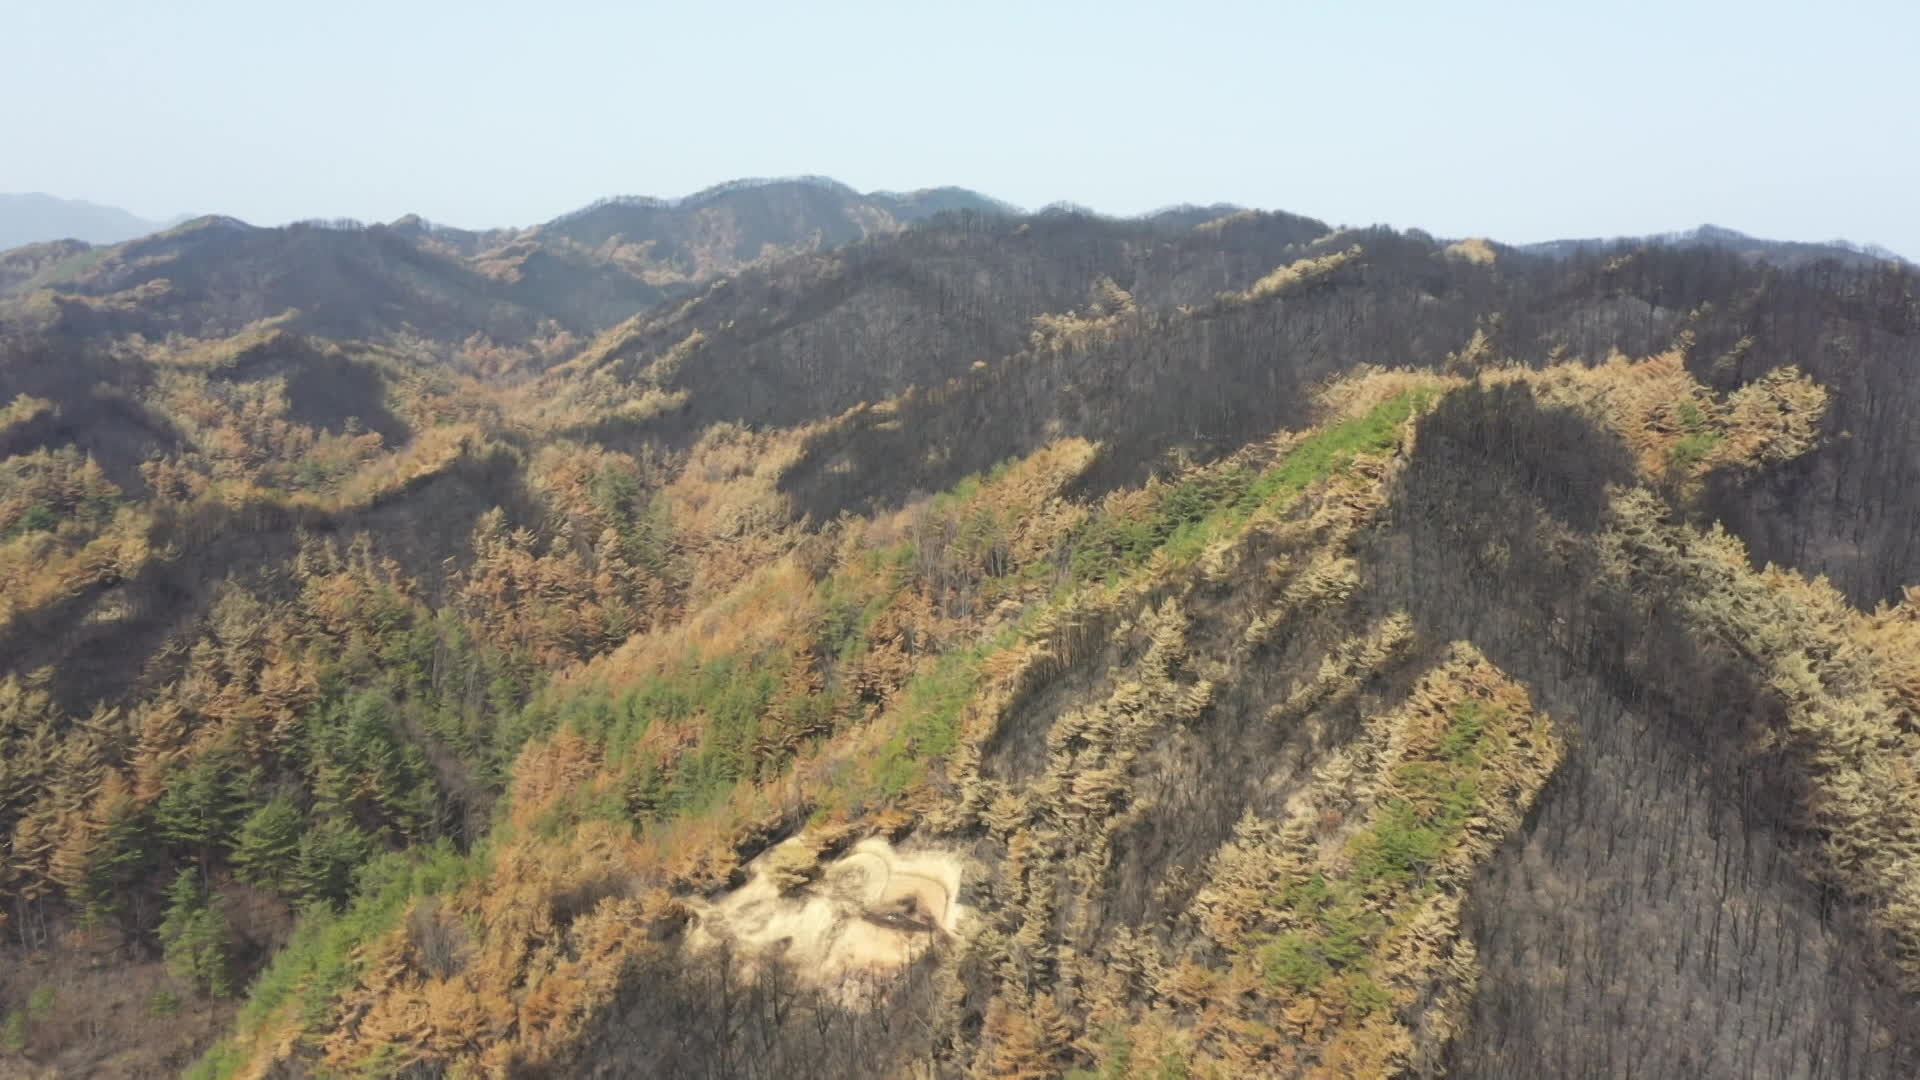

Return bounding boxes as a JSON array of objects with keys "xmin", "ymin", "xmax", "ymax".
[
  {"xmin": 1071, "ymin": 389, "xmax": 1429, "ymax": 585},
  {"xmin": 1255, "ymin": 700, "xmax": 1498, "ymax": 1013}
]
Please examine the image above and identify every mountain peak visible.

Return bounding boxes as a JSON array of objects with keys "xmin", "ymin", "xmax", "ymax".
[{"xmin": 1687, "ymin": 223, "xmax": 1752, "ymax": 243}]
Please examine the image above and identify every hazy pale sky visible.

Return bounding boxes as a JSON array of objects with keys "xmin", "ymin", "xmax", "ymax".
[{"xmin": 7, "ymin": 0, "xmax": 1916, "ymax": 254}]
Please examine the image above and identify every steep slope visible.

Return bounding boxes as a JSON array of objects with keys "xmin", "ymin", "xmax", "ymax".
[
  {"xmin": 2, "ymin": 198, "xmax": 1920, "ymax": 1079},
  {"xmin": 1380, "ymin": 380, "xmax": 1920, "ymax": 1078}
]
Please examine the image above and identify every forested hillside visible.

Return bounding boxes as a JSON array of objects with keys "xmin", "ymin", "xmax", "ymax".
[{"xmin": 1, "ymin": 182, "xmax": 1918, "ymax": 1079}]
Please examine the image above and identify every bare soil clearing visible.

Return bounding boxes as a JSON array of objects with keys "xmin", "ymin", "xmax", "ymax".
[{"xmin": 686, "ymin": 838, "xmax": 966, "ymax": 997}]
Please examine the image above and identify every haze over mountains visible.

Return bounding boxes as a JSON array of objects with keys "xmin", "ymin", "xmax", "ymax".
[
  {"xmin": 6, "ymin": 176, "xmax": 1908, "ymax": 275},
  {"xmin": 0, "ymin": 193, "xmax": 193, "ymax": 252},
  {"xmin": 2, "ymin": 175, "xmax": 1919, "ymax": 1079}
]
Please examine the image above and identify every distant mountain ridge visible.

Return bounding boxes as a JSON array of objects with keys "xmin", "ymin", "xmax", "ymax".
[
  {"xmin": 1518, "ymin": 222, "xmax": 1912, "ymax": 268},
  {"xmin": 0, "ymin": 179, "xmax": 1041, "ymax": 352},
  {"xmin": 5, "ymin": 178, "xmax": 1913, "ymax": 373},
  {"xmin": 0, "ymin": 192, "xmax": 189, "ymax": 250},
  {"xmin": 546, "ymin": 175, "xmax": 1019, "ymax": 222},
  {"xmin": 10, "ymin": 182, "xmax": 1914, "ymax": 275}
]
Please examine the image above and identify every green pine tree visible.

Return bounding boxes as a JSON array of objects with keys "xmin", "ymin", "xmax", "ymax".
[
  {"xmin": 153, "ymin": 755, "xmax": 254, "ymax": 863},
  {"xmin": 293, "ymin": 815, "xmax": 375, "ymax": 907},
  {"xmin": 158, "ymin": 869, "xmax": 233, "ymax": 997},
  {"xmin": 231, "ymin": 795, "xmax": 304, "ymax": 892}
]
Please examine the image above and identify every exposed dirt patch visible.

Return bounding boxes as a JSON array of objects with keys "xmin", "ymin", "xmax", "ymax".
[{"xmin": 686, "ymin": 838, "xmax": 965, "ymax": 999}]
